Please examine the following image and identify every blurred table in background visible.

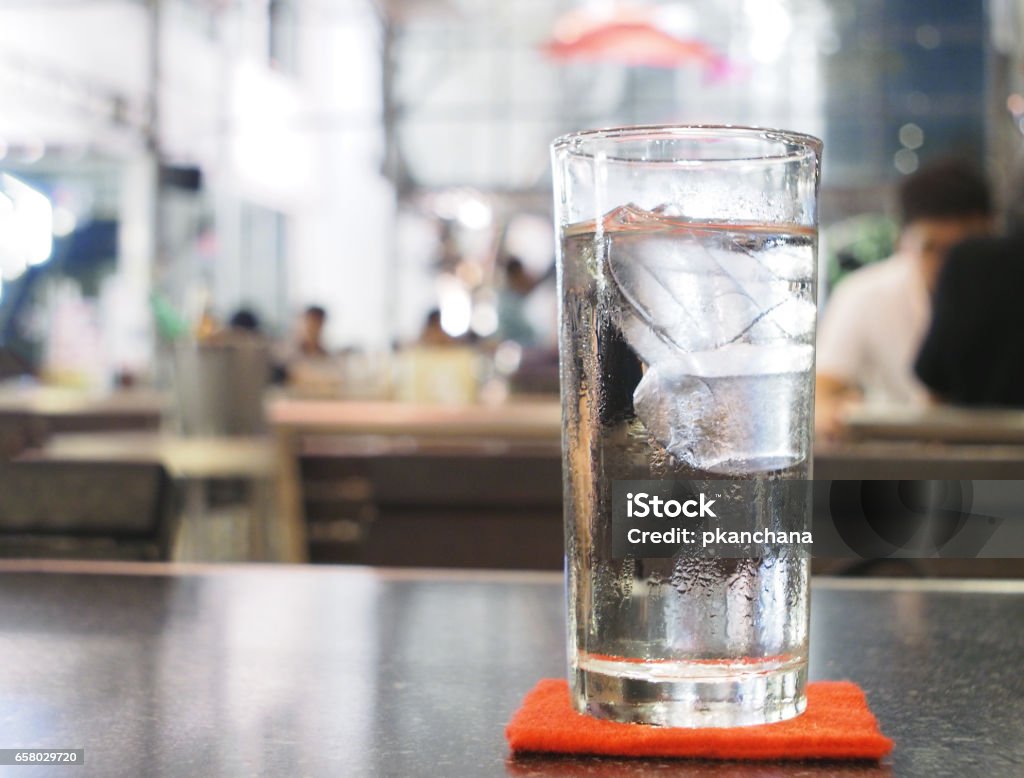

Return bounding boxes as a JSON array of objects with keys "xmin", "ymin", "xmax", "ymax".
[
  {"xmin": 27, "ymin": 431, "xmax": 274, "ymax": 478},
  {"xmin": 815, "ymin": 439, "xmax": 1024, "ymax": 480},
  {"xmin": 18, "ymin": 432, "xmax": 279, "ymax": 562},
  {"xmin": 0, "ymin": 383, "xmax": 165, "ymax": 426},
  {"xmin": 267, "ymin": 398, "xmax": 563, "ymax": 566},
  {"xmin": 815, "ymin": 413, "xmax": 1024, "ymax": 579},
  {"xmin": 819, "ymin": 405, "xmax": 1024, "ymax": 480},
  {"xmin": 269, "ymin": 397, "xmax": 1024, "ymax": 569},
  {"xmin": 842, "ymin": 405, "xmax": 1024, "ymax": 445},
  {"xmin": 0, "ymin": 383, "xmax": 165, "ymax": 459},
  {"xmin": 15, "ymin": 391, "xmax": 1024, "ymax": 570},
  {"xmin": 269, "ymin": 397, "xmax": 562, "ymax": 441}
]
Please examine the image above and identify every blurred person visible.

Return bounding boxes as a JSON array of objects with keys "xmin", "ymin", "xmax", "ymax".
[
  {"xmin": 418, "ymin": 308, "xmax": 458, "ymax": 347},
  {"xmin": 296, "ymin": 305, "xmax": 329, "ymax": 358},
  {"xmin": 228, "ymin": 307, "xmax": 262, "ymax": 334},
  {"xmin": 279, "ymin": 305, "xmax": 340, "ymax": 393},
  {"xmin": 914, "ymin": 221, "xmax": 1024, "ymax": 408},
  {"xmin": 396, "ymin": 308, "xmax": 478, "ymax": 403},
  {"xmin": 201, "ymin": 306, "xmax": 263, "ymax": 343},
  {"xmin": 497, "ymin": 257, "xmax": 544, "ymax": 346},
  {"xmin": 221, "ymin": 306, "xmax": 280, "ymax": 388},
  {"xmin": 816, "ymin": 159, "xmax": 994, "ymax": 438}
]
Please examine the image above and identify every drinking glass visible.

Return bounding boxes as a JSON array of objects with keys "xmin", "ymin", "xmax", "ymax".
[{"xmin": 552, "ymin": 125, "xmax": 821, "ymax": 727}]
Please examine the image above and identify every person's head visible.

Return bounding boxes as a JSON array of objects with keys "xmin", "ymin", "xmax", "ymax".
[
  {"xmin": 302, "ymin": 305, "xmax": 327, "ymax": 343},
  {"xmin": 228, "ymin": 308, "xmax": 261, "ymax": 333},
  {"xmin": 897, "ymin": 159, "xmax": 994, "ymax": 290},
  {"xmin": 419, "ymin": 308, "xmax": 452, "ymax": 346},
  {"xmin": 504, "ymin": 257, "xmax": 532, "ymax": 294}
]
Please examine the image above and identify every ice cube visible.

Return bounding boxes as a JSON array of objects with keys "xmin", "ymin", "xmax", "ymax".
[
  {"xmin": 766, "ymin": 297, "xmax": 816, "ymax": 339},
  {"xmin": 600, "ymin": 205, "xmax": 815, "ymax": 473},
  {"xmin": 633, "ymin": 358, "xmax": 810, "ymax": 474},
  {"xmin": 607, "ymin": 235, "xmax": 758, "ymax": 354},
  {"xmin": 673, "ymin": 343, "xmax": 813, "ymax": 378},
  {"xmin": 703, "ymin": 241, "xmax": 790, "ymax": 285},
  {"xmin": 633, "ymin": 365, "xmax": 714, "ymax": 467},
  {"xmin": 617, "ymin": 311, "xmax": 680, "ymax": 366},
  {"xmin": 603, "ymin": 203, "xmax": 680, "ymax": 233},
  {"xmin": 605, "ymin": 223, "xmax": 806, "ymax": 354},
  {"xmin": 756, "ymin": 241, "xmax": 816, "ymax": 281}
]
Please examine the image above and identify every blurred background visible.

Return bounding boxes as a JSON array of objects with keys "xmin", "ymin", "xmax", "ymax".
[{"xmin": 0, "ymin": 0, "xmax": 1021, "ymax": 572}]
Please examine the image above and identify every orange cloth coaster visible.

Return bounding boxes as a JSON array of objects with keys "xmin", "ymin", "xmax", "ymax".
[{"xmin": 506, "ymin": 679, "xmax": 893, "ymax": 761}]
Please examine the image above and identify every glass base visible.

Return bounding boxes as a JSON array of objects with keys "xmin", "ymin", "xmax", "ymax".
[{"xmin": 572, "ymin": 656, "xmax": 807, "ymax": 728}]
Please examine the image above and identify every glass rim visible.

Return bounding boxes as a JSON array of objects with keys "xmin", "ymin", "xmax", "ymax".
[{"xmin": 551, "ymin": 124, "xmax": 823, "ymax": 164}]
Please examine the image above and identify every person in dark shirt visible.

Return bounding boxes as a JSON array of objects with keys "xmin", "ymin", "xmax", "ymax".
[{"xmin": 914, "ymin": 234, "xmax": 1024, "ymax": 406}]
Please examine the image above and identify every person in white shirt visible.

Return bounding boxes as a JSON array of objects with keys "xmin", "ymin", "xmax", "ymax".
[{"xmin": 816, "ymin": 159, "xmax": 994, "ymax": 438}]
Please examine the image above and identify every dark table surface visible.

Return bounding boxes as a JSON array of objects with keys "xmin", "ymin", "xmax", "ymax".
[{"xmin": 0, "ymin": 561, "xmax": 1021, "ymax": 778}]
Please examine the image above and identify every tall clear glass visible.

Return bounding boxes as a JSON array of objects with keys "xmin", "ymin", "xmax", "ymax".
[{"xmin": 552, "ymin": 126, "xmax": 821, "ymax": 727}]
